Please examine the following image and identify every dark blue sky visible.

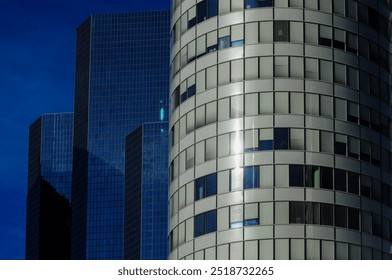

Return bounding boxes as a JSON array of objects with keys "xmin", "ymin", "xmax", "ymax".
[{"xmin": 0, "ymin": 0, "xmax": 170, "ymax": 260}]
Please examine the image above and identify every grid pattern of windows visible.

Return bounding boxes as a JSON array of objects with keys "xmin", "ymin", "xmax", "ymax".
[
  {"xmin": 169, "ymin": 0, "xmax": 392, "ymax": 260},
  {"xmin": 26, "ymin": 113, "xmax": 74, "ymax": 260},
  {"xmin": 125, "ymin": 122, "xmax": 168, "ymax": 260},
  {"xmin": 72, "ymin": 12, "xmax": 170, "ymax": 260}
]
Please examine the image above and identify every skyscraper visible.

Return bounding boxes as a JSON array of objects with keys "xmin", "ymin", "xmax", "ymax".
[
  {"xmin": 169, "ymin": 0, "xmax": 392, "ymax": 260},
  {"xmin": 26, "ymin": 113, "xmax": 73, "ymax": 260},
  {"xmin": 71, "ymin": 11, "xmax": 170, "ymax": 259},
  {"xmin": 124, "ymin": 122, "xmax": 169, "ymax": 260}
]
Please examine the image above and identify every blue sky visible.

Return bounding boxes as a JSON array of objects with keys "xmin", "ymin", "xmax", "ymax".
[{"xmin": 0, "ymin": 0, "xmax": 170, "ymax": 260}]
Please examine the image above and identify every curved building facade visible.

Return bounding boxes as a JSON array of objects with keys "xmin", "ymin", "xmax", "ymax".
[{"xmin": 169, "ymin": 0, "xmax": 392, "ymax": 260}]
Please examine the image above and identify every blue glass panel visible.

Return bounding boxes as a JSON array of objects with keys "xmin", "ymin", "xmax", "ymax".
[
  {"xmin": 274, "ymin": 128, "xmax": 289, "ymax": 149},
  {"xmin": 205, "ymin": 173, "xmax": 217, "ymax": 196},
  {"xmin": 218, "ymin": 36, "xmax": 231, "ymax": 49},
  {"xmin": 195, "ymin": 177, "xmax": 205, "ymax": 201},
  {"xmin": 180, "ymin": 92, "xmax": 187, "ymax": 103},
  {"xmin": 244, "ymin": 218, "xmax": 259, "ymax": 226},
  {"xmin": 205, "ymin": 210, "xmax": 217, "ymax": 233},
  {"xmin": 188, "ymin": 18, "xmax": 197, "ymax": 29},
  {"xmin": 207, "ymin": 0, "xmax": 218, "ymax": 18},
  {"xmin": 231, "ymin": 40, "xmax": 244, "ymax": 47},
  {"xmin": 194, "ymin": 214, "xmax": 205, "ymax": 237},
  {"xmin": 289, "ymin": 165, "xmax": 304, "ymax": 186},
  {"xmin": 244, "ymin": 166, "xmax": 259, "ymax": 189},
  {"xmin": 244, "ymin": 0, "xmax": 260, "ymax": 8},
  {"xmin": 259, "ymin": 140, "xmax": 273, "ymax": 150},
  {"xmin": 187, "ymin": 84, "xmax": 196, "ymax": 98},
  {"xmin": 259, "ymin": 0, "xmax": 274, "ymax": 7}
]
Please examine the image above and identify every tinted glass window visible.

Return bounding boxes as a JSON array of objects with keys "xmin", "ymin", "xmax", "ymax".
[
  {"xmin": 206, "ymin": 210, "xmax": 217, "ymax": 233},
  {"xmin": 274, "ymin": 128, "xmax": 289, "ymax": 149},
  {"xmin": 290, "ymin": 202, "xmax": 305, "ymax": 223},
  {"xmin": 206, "ymin": 173, "xmax": 217, "ymax": 196},
  {"xmin": 244, "ymin": 166, "xmax": 259, "ymax": 189},
  {"xmin": 320, "ymin": 203, "xmax": 333, "ymax": 226},
  {"xmin": 274, "ymin": 21, "xmax": 289, "ymax": 41},
  {"xmin": 335, "ymin": 205, "xmax": 347, "ymax": 228},
  {"xmin": 289, "ymin": 165, "xmax": 304, "ymax": 186}
]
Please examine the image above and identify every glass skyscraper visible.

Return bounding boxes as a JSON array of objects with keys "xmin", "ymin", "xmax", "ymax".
[
  {"xmin": 26, "ymin": 113, "xmax": 73, "ymax": 260},
  {"xmin": 169, "ymin": 0, "xmax": 392, "ymax": 259},
  {"xmin": 71, "ymin": 11, "xmax": 170, "ymax": 259},
  {"xmin": 124, "ymin": 122, "xmax": 169, "ymax": 260}
]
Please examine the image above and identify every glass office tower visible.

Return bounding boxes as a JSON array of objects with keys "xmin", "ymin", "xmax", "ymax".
[
  {"xmin": 124, "ymin": 122, "xmax": 169, "ymax": 260},
  {"xmin": 26, "ymin": 113, "xmax": 73, "ymax": 259},
  {"xmin": 169, "ymin": 0, "xmax": 392, "ymax": 259},
  {"xmin": 71, "ymin": 11, "xmax": 170, "ymax": 259}
]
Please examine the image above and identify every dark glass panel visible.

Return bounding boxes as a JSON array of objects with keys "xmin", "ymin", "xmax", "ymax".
[
  {"xmin": 334, "ymin": 169, "xmax": 347, "ymax": 192},
  {"xmin": 348, "ymin": 172, "xmax": 359, "ymax": 195},
  {"xmin": 194, "ymin": 213, "xmax": 205, "ymax": 237},
  {"xmin": 274, "ymin": 21, "xmax": 289, "ymax": 42},
  {"xmin": 335, "ymin": 205, "xmax": 347, "ymax": 228},
  {"xmin": 320, "ymin": 203, "xmax": 333, "ymax": 226},
  {"xmin": 348, "ymin": 208, "xmax": 359, "ymax": 230},
  {"xmin": 274, "ymin": 128, "xmax": 289, "ymax": 149},
  {"xmin": 205, "ymin": 210, "xmax": 217, "ymax": 233},
  {"xmin": 195, "ymin": 177, "xmax": 205, "ymax": 201},
  {"xmin": 259, "ymin": 140, "xmax": 273, "ymax": 150},
  {"xmin": 305, "ymin": 165, "xmax": 320, "ymax": 188},
  {"xmin": 320, "ymin": 167, "xmax": 333, "ymax": 189},
  {"xmin": 206, "ymin": 173, "xmax": 217, "ymax": 197},
  {"xmin": 305, "ymin": 202, "xmax": 320, "ymax": 224},
  {"xmin": 197, "ymin": 1, "xmax": 207, "ymax": 23},
  {"xmin": 289, "ymin": 165, "xmax": 304, "ymax": 187},
  {"xmin": 289, "ymin": 201, "xmax": 305, "ymax": 224}
]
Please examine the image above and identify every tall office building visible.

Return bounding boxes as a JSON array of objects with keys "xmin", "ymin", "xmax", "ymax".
[
  {"xmin": 124, "ymin": 122, "xmax": 169, "ymax": 260},
  {"xmin": 71, "ymin": 11, "xmax": 170, "ymax": 259},
  {"xmin": 169, "ymin": 0, "xmax": 392, "ymax": 260},
  {"xmin": 26, "ymin": 113, "xmax": 73, "ymax": 260}
]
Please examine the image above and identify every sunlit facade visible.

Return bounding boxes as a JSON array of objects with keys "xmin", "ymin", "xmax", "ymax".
[
  {"xmin": 169, "ymin": 0, "xmax": 392, "ymax": 260},
  {"xmin": 71, "ymin": 11, "xmax": 170, "ymax": 259}
]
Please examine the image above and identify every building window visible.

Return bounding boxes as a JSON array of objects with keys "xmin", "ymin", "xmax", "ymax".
[
  {"xmin": 274, "ymin": 21, "xmax": 289, "ymax": 41},
  {"xmin": 335, "ymin": 205, "xmax": 347, "ymax": 228},
  {"xmin": 197, "ymin": 1, "xmax": 207, "ymax": 23},
  {"xmin": 244, "ymin": 166, "xmax": 260, "ymax": 189},
  {"xmin": 245, "ymin": 0, "xmax": 274, "ymax": 8},
  {"xmin": 259, "ymin": 128, "xmax": 273, "ymax": 150},
  {"xmin": 274, "ymin": 128, "xmax": 289, "ymax": 149},
  {"xmin": 218, "ymin": 35, "xmax": 231, "ymax": 49},
  {"xmin": 305, "ymin": 165, "xmax": 320, "ymax": 188},
  {"xmin": 320, "ymin": 203, "xmax": 333, "ymax": 226},
  {"xmin": 348, "ymin": 208, "xmax": 359, "ymax": 230},
  {"xmin": 334, "ymin": 169, "xmax": 347, "ymax": 192},
  {"xmin": 194, "ymin": 210, "xmax": 217, "ymax": 237},
  {"xmin": 207, "ymin": 0, "xmax": 218, "ymax": 18},
  {"xmin": 334, "ymin": 134, "xmax": 347, "ymax": 156},
  {"xmin": 289, "ymin": 165, "xmax": 304, "ymax": 187},
  {"xmin": 230, "ymin": 218, "xmax": 259, "ymax": 228},
  {"xmin": 348, "ymin": 172, "xmax": 359, "ymax": 195},
  {"xmin": 320, "ymin": 167, "xmax": 333, "ymax": 189},
  {"xmin": 289, "ymin": 202, "xmax": 305, "ymax": 224},
  {"xmin": 195, "ymin": 173, "xmax": 217, "ymax": 201},
  {"xmin": 319, "ymin": 25, "xmax": 332, "ymax": 47}
]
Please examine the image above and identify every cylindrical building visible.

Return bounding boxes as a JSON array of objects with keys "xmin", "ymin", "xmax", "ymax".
[{"xmin": 169, "ymin": 0, "xmax": 392, "ymax": 260}]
